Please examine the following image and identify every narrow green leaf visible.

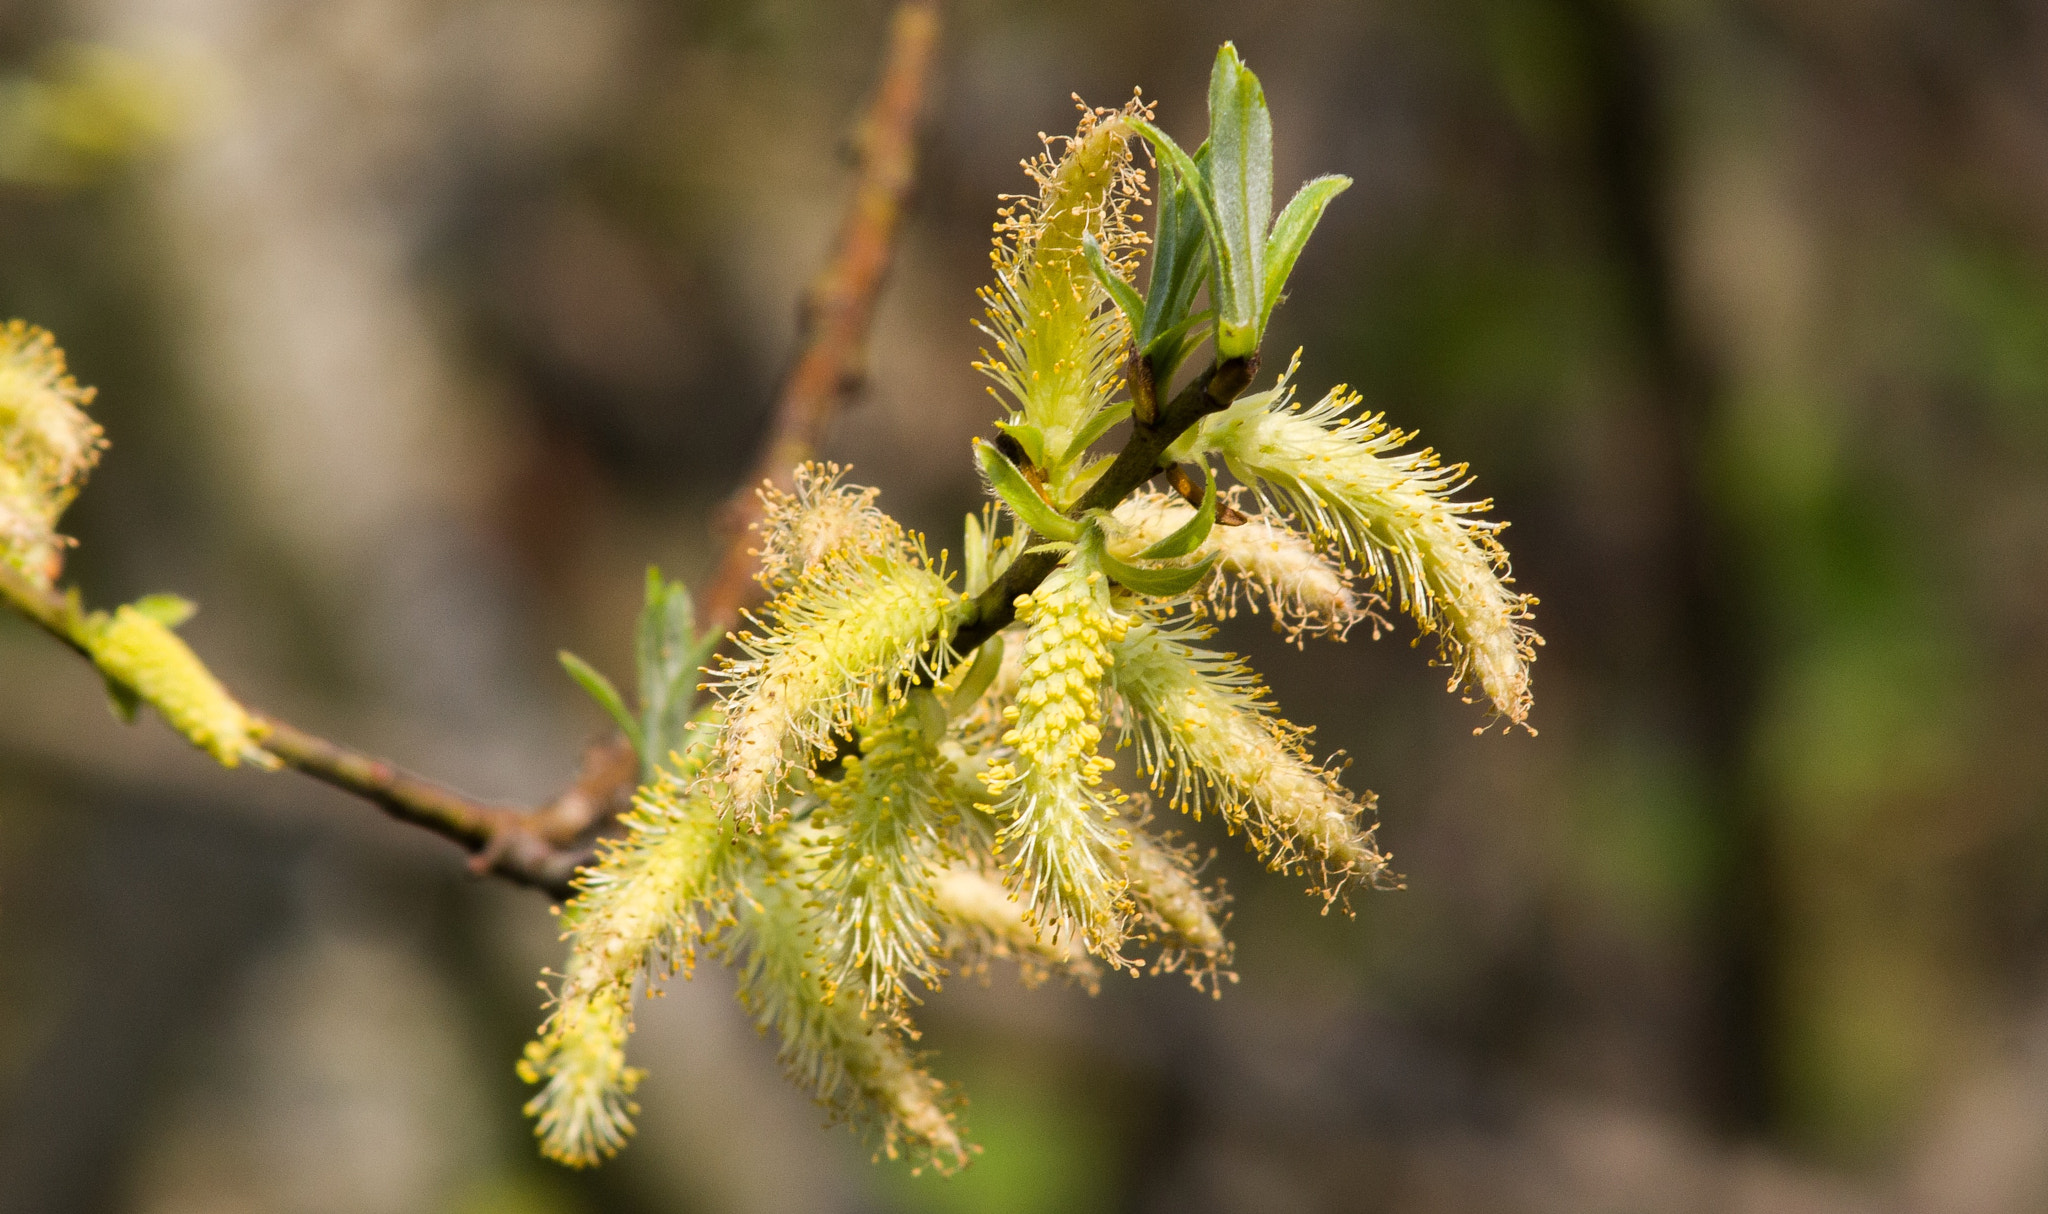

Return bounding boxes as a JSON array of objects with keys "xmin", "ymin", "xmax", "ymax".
[
  {"xmin": 1261, "ymin": 174, "xmax": 1350, "ymax": 334},
  {"xmin": 1129, "ymin": 117, "xmax": 1230, "ymax": 333},
  {"xmin": 102, "ymin": 675, "xmax": 140, "ymax": 723},
  {"xmin": 1206, "ymin": 43, "xmax": 1272, "ymax": 358},
  {"xmin": 991, "ymin": 419, "xmax": 1046, "ymax": 469},
  {"xmin": 977, "ymin": 438, "xmax": 1080, "ymax": 542},
  {"xmin": 1081, "ymin": 232, "xmax": 1146, "ymax": 328},
  {"xmin": 559, "ymin": 650, "xmax": 642, "ymax": 755},
  {"xmin": 1102, "ymin": 547, "xmax": 1218, "ymax": 598},
  {"xmin": 1139, "ymin": 145, "xmax": 1213, "ymax": 351},
  {"xmin": 129, "ymin": 593, "xmax": 196, "ymax": 630},
  {"xmin": 1067, "ymin": 399, "xmax": 1133, "ymax": 458},
  {"xmin": 1137, "ymin": 464, "xmax": 1217, "ymax": 560},
  {"xmin": 948, "ymin": 634, "xmax": 1005, "ymax": 717}
]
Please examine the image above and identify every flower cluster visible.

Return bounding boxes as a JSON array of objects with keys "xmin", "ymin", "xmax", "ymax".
[
  {"xmin": 0, "ymin": 320, "xmax": 103, "ymax": 586},
  {"xmin": 521, "ymin": 45, "xmax": 1538, "ymax": 1172}
]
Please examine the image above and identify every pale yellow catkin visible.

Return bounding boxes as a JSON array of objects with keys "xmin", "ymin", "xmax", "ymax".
[
  {"xmin": 1123, "ymin": 825, "xmax": 1232, "ymax": 986},
  {"xmin": 83, "ymin": 605, "xmax": 274, "ymax": 769},
  {"xmin": 1107, "ymin": 491, "xmax": 1367, "ymax": 643},
  {"xmin": 930, "ymin": 863, "xmax": 1100, "ymax": 992},
  {"xmin": 0, "ymin": 320, "xmax": 103, "ymax": 585},
  {"xmin": 1110, "ymin": 618, "xmax": 1389, "ymax": 898},
  {"xmin": 729, "ymin": 824, "xmax": 967, "ymax": 1173},
  {"xmin": 754, "ymin": 462, "xmax": 899, "ymax": 589},
  {"xmin": 1198, "ymin": 371, "xmax": 1539, "ymax": 723},
  {"xmin": 521, "ymin": 771, "xmax": 731, "ymax": 1167},
  {"xmin": 974, "ymin": 98, "xmax": 1147, "ymax": 487},
  {"xmin": 804, "ymin": 695, "xmax": 960, "ymax": 1012},
  {"xmin": 711, "ymin": 542, "xmax": 960, "ymax": 821},
  {"xmin": 978, "ymin": 557, "xmax": 1134, "ymax": 959}
]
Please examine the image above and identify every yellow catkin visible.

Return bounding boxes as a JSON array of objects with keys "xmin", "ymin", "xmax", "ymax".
[
  {"xmin": 1110, "ymin": 619, "xmax": 1390, "ymax": 900},
  {"xmin": 83, "ymin": 605, "xmax": 273, "ymax": 769},
  {"xmin": 0, "ymin": 320, "xmax": 103, "ymax": 585},
  {"xmin": 1107, "ymin": 491, "xmax": 1369, "ymax": 644},
  {"xmin": 1196, "ymin": 363, "xmax": 1539, "ymax": 723},
  {"xmin": 728, "ymin": 824, "xmax": 968, "ymax": 1174},
  {"xmin": 973, "ymin": 98, "xmax": 1148, "ymax": 485},
  {"xmin": 521, "ymin": 769, "xmax": 731, "ymax": 1167},
  {"xmin": 754, "ymin": 462, "xmax": 900, "ymax": 590},
  {"xmin": 710, "ymin": 541, "xmax": 960, "ymax": 821},
  {"xmin": 805, "ymin": 694, "xmax": 960, "ymax": 1012},
  {"xmin": 1123, "ymin": 825, "xmax": 1232, "ymax": 989},
  {"xmin": 978, "ymin": 557, "xmax": 1133, "ymax": 959},
  {"xmin": 930, "ymin": 863, "xmax": 1099, "ymax": 992}
]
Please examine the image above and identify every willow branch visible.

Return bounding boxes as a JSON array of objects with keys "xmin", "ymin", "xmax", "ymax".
[
  {"xmin": 698, "ymin": 0, "xmax": 941, "ymax": 636},
  {"xmin": 946, "ymin": 353, "xmax": 1259, "ymax": 658},
  {"xmin": 0, "ymin": 0, "xmax": 944, "ymax": 899}
]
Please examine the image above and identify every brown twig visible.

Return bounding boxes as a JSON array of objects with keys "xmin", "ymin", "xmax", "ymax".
[
  {"xmin": 698, "ymin": 0, "xmax": 940, "ymax": 636},
  {"xmin": 0, "ymin": 1, "xmax": 945, "ymax": 901}
]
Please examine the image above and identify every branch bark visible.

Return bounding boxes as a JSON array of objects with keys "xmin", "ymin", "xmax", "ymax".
[
  {"xmin": 698, "ymin": 0, "xmax": 941, "ymax": 637},
  {"xmin": 0, "ymin": 0, "xmax": 945, "ymax": 900}
]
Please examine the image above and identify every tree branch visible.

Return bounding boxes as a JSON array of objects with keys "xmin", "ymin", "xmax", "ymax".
[
  {"xmin": 0, "ymin": 0, "xmax": 945, "ymax": 900},
  {"xmin": 698, "ymin": 0, "xmax": 941, "ymax": 637}
]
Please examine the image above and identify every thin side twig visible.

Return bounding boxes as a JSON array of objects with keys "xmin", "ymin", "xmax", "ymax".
[
  {"xmin": 0, "ymin": 0, "xmax": 945, "ymax": 900},
  {"xmin": 698, "ymin": 0, "xmax": 940, "ymax": 635}
]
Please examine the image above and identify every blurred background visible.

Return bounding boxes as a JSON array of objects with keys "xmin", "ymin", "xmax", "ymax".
[{"xmin": 3, "ymin": 0, "xmax": 2046, "ymax": 1210}]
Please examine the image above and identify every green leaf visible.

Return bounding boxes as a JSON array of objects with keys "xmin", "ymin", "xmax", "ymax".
[
  {"xmin": 992, "ymin": 419, "xmax": 1046, "ymax": 468},
  {"xmin": 559, "ymin": 649, "xmax": 642, "ymax": 755},
  {"xmin": 1129, "ymin": 116, "xmax": 1229, "ymax": 333},
  {"xmin": 1137, "ymin": 464, "xmax": 1217, "ymax": 560},
  {"xmin": 635, "ymin": 569, "xmax": 717, "ymax": 774},
  {"xmin": 129, "ymin": 593, "xmax": 195, "ymax": 629},
  {"xmin": 1140, "ymin": 143, "xmax": 1213, "ymax": 355},
  {"xmin": 1081, "ymin": 232, "xmax": 1145, "ymax": 328},
  {"xmin": 977, "ymin": 438, "xmax": 1080, "ymax": 542},
  {"xmin": 102, "ymin": 674, "xmax": 140, "ymax": 723},
  {"xmin": 1261, "ymin": 174, "xmax": 1350, "ymax": 334},
  {"xmin": 947, "ymin": 634, "xmax": 1005, "ymax": 717},
  {"xmin": 1102, "ymin": 546, "xmax": 1217, "ymax": 598},
  {"xmin": 1066, "ymin": 399, "xmax": 1133, "ymax": 458},
  {"xmin": 1206, "ymin": 43, "xmax": 1272, "ymax": 358}
]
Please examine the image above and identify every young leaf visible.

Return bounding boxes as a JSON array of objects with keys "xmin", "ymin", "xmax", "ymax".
[
  {"xmin": 634, "ymin": 569, "xmax": 716, "ymax": 773},
  {"xmin": 1140, "ymin": 142, "xmax": 1213, "ymax": 355},
  {"xmin": 976, "ymin": 438, "xmax": 1080, "ymax": 542},
  {"xmin": 1128, "ymin": 116, "xmax": 1228, "ymax": 328},
  {"xmin": 129, "ymin": 593, "xmax": 196, "ymax": 630},
  {"xmin": 1082, "ymin": 522, "xmax": 1216, "ymax": 598},
  {"xmin": 1136, "ymin": 464, "xmax": 1217, "ymax": 560},
  {"xmin": 1261, "ymin": 174, "xmax": 1351, "ymax": 334},
  {"xmin": 1066, "ymin": 400, "xmax": 1133, "ymax": 459},
  {"xmin": 1206, "ymin": 43, "xmax": 1272, "ymax": 359},
  {"xmin": 947, "ymin": 634, "xmax": 1004, "ymax": 717},
  {"xmin": 1103, "ymin": 548, "xmax": 1218, "ymax": 599},
  {"xmin": 1081, "ymin": 232, "xmax": 1145, "ymax": 329},
  {"xmin": 560, "ymin": 650, "xmax": 642, "ymax": 756}
]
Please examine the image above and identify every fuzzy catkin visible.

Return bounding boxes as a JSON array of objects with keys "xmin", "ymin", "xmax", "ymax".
[
  {"xmin": 84, "ymin": 605, "xmax": 273, "ymax": 769},
  {"xmin": 0, "ymin": 320, "xmax": 103, "ymax": 584},
  {"xmin": 521, "ymin": 772, "xmax": 731, "ymax": 1166},
  {"xmin": 1123, "ymin": 826, "xmax": 1231, "ymax": 983},
  {"xmin": 1199, "ymin": 374, "xmax": 1538, "ymax": 723},
  {"xmin": 1107, "ymin": 491, "xmax": 1365, "ymax": 642},
  {"xmin": 805, "ymin": 695, "xmax": 960, "ymax": 1012},
  {"xmin": 1110, "ymin": 619, "xmax": 1389, "ymax": 897},
  {"xmin": 755, "ymin": 462, "xmax": 899, "ymax": 589},
  {"xmin": 974, "ymin": 98, "xmax": 1147, "ymax": 477},
  {"xmin": 711, "ymin": 543, "xmax": 960, "ymax": 821},
  {"xmin": 729, "ymin": 824, "xmax": 967, "ymax": 1173},
  {"xmin": 978, "ymin": 557, "xmax": 1133, "ymax": 959}
]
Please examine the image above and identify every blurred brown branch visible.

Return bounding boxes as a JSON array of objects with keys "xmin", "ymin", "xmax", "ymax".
[
  {"xmin": 699, "ymin": 0, "xmax": 940, "ymax": 635},
  {"xmin": 0, "ymin": 0, "xmax": 943, "ymax": 900}
]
